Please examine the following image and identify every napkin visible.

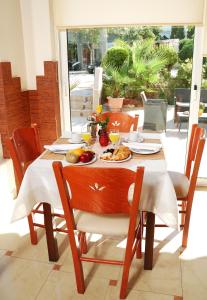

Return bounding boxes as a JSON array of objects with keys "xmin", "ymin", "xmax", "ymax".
[
  {"xmin": 122, "ymin": 142, "xmax": 162, "ymax": 151},
  {"xmin": 44, "ymin": 144, "xmax": 84, "ymax": 152}
]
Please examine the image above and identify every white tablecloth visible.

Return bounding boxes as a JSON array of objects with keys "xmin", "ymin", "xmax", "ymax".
[{"xmin": 11, "ymin": 140, "xmax": 179, "ymax": 229}]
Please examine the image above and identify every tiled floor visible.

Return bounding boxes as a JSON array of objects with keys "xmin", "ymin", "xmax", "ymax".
[{"xmin": 1, "ymin": 159, "xmax": 207, "ymax": 299}]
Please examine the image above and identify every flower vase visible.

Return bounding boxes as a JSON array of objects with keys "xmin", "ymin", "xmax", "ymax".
[{"xmin": 99, "ymin": 129, "xmax": 109, "ymax": 147}]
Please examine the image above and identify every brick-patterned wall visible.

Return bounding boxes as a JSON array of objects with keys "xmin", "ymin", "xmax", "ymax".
[
  {"xmin": 0, "ymin": 61, "xmax": 61, "ymax": 158},
  {"xmin": 34, "ymin": 61, "xmax": 61, "ymax": 149},
  {"xmin": 0, "ymin": 62, "xmax": 31, "ymax": 157}
]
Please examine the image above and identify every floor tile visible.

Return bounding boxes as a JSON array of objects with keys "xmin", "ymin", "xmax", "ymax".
[
  {"xmin": 11, "ymin": 231, "xmax": 68, "ymax": 264},
  {"xmin": 36, "ymin": 270, "xmax": 109, "ymax": 300},
  {"xmin": 0, "ymin": 256, "xmax": 51, "ymax": 300},
  {"xmin": 181, "ymin": 256, "xmax": 207, "ymax": 300},
  {"xmin": 125, "ymin": 252, "xmax": 182, "ymax": 297},
  {"xmin": 105, "ymin": 283, "xmax": 174, "ymax": 300}
]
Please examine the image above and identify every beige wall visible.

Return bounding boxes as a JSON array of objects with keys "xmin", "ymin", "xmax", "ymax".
[
  {"xmin": 53, "ymin": 0, "xmax": 205, "ymax": 28},
  {"xmin": 0, "ymin": 0, "xmax": 27, "ymax": 89},
  {"xmin": 20, "ymin": 0, "xmax": 56, "ymax": 89}
]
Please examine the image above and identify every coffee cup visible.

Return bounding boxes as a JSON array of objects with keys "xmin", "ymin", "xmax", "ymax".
[
  {"xmin": 128, "ymin": 131, "xmax": 139, "ymax": 142},
  {"xmin": 71, "ymin": 132, "xmax": 82, "ymax": 143}
]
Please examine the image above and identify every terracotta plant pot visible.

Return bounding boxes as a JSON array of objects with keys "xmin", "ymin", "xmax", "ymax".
[{"xmin": 107, "ymin": 97, "xmax": 124, "ymax": 112}]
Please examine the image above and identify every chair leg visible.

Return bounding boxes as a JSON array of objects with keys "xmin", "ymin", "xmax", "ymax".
[
  {"xmin": 69, "ymin": 231, "xmax": 85, "ymax": 294},
  {"xmin": 120, "ymin": 222, "xmax": 138, "ymax": 300},
  {"xmin": 27, "ymin": 214, "xmax": 38, "ymax": 245},
  {"xmin": 120, "ymin": 244, "xmax": 134, "ymax": 299},
  {"xmin": 182, "ymin": 196, "xmax": 194, "ymax": 248},
  {"xmin": 78, "ymin": 232, "xmax": 88, "ymax": 254},
  {"xmin": 181, "ymin": 201, "xmax": 186, "ymax": 226},
  {"xmin": 136, "ymin": 215, "xmax": 143, "ymax": 259}
]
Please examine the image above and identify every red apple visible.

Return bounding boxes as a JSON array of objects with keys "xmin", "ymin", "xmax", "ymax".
[{"xmin": 79, "ymin": 151, "xmax": 94, "ymax": 163}]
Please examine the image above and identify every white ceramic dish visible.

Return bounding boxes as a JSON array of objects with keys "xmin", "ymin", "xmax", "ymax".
[
  {"xmin": 123, "ymin": 136, "xmax": 144, "ymax": 143},
  {"xmin": 130, "ymin": 147, "xmax": 161, "ymax": 155},
  {"xmin": 66, "ymin": 155, "xmax": 97, "ymax": 166},
  {"xmin": 53, "ymin": 150, "xmax": 68, "ymax": 154},
  {"xmin": 68, "ymin": 138, "xmax": 85, "ymax": 144},
  {"xmin": 100, "ymin": 154, "xmax": 132, "ymax": 163}
]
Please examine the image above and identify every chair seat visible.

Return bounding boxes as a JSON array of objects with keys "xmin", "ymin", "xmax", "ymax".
[
  {"xmin": 168, "ymin": 171, "xmax": 190, "ymax": 198},
  {"xmin": 75, "ymin": 211, "xmax": 140, "ymax": 236}
]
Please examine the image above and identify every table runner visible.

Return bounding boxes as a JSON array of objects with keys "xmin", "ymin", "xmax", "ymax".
[{"xmin": 11, "ymin": 133, "xmax": 178, "ymax": 229}]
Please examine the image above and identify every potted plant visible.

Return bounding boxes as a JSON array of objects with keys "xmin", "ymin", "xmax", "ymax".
[{"xmin": 199, "ymin": 102, "xmax": 205, "ymax": 117}]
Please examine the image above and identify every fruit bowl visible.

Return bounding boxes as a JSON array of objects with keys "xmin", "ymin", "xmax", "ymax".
[{"xmin": 65, "ymin": 148, "xmax": 96, "ymax": 165}]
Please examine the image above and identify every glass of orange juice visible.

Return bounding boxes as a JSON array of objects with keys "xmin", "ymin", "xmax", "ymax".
[
  {"xmin": 109, "ymin": 130, "xmax": 120, "ymax": 148},
  {"xmin": 81, "ymin": 129, "xmax": 92, "ymax": 148}
]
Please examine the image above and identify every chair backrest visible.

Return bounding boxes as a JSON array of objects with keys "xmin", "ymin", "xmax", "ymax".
[
  {"xmin": 185, "ymin": 124, "xmax": 204, "ymax": 178},
  {"xmin": 6, "ymin": 124, "xmax": 41, "ymax": 191},
  {"xmin": 140, "ymin": 91, "xmax": 147, "ymax": 103},
  {"xmin": 174, "ymin": 88, "xmax": 191, "ymax": 103},
  {"xmin": 53, "ymin": 163, "xmax": 144, "ymax": 224},
  {"xmin": 101, "ymin": 112, "xmax": 139, "ymax": 132}
]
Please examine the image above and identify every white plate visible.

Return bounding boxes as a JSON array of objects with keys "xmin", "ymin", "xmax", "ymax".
[
  {"xmin": 68, "ymin": 138, "xmax": 85, "ymax": 144},
  {"xmin": 100, "ymin": 154, "xmax": 132, "ymax": 163},
  {"xmin": 53, "ymin": 150, "xmax": 68, "ymax": 154},
  {"xmin": 66, "ymin": 155, "xmax": 97, "ymax": 166},
  {"xmin": 130, "ymin": 147, "xmax": 161, "ymax": 155},
  {"xmin": 123, "ymin": 137, "xmax": 144, "ymax": 143}
]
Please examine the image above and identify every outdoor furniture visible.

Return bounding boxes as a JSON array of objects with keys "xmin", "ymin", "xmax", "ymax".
[
  {"xmin": 53, "ymin": 164, "xmax": 144, "ymax": 299},
  {"xmin": 101, "ymin": 112, "xmax": 139, "ymax": 132},
  {"xmin": 140, "ymin": 91, "xmax": 167, "ymax": 131},
  {"xmin": 11, "ymin": 132, "xmax": 178, "ymax": 270},
  {"xmin": 177, "ymin": 112, "xmax": 207, "ymax": 131},
  {"xmin": 174, "ymin": 88, "xmax": 207, "ymax": 127},
  {"xmin": 167, "ymin": 125, "xmax": 205, "ymax": 247}
]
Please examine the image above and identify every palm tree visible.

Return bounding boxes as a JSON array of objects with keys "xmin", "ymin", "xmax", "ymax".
[{"xmin": 102, "ymin": 39, "xmax": 168, "ymax": 99}]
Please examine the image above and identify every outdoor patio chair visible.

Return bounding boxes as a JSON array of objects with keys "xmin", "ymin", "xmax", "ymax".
[
  {"xmin": 140, "ymin": 91, "xmax": 167, "ymax": 131},
  {"xmin": 53, "ymin": 163, "xmax": 144, "ymax": 299},
  {"xmin": 101, "ymin": 112, "xmax": 139, "ymax": 132},
  {"xmin": 6, "ymin": 125, "xmax": 64, "ymax": 251},
  {"xmin": 156, "ymin": 124, "xmax": 205, "ymax": 247},
  {"xmin": 174, "ymin": 88, "xmax": 207, "ymax": 128}
]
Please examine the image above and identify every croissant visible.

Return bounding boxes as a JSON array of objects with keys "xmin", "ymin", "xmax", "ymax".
[{"xmin": 100, "ymin": 146, "xmax": 131, "ymax": 161}]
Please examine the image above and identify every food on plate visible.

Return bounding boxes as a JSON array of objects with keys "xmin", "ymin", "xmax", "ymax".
[
  {"xmin": 103, "ymin": 148, "xmax": 115, "ymax": 154},
  {"xmin": 65, "ymin": 153, "xmax": 80, "ymax": 163},
  {"xmin": 79, "ymin": 151, "xmax": 95, "ymax": 163},
  {"xmin": 69, "ymin": 148, "xmax": 85, "ymax": 156},
  {"xmin": 100, "ymin": 146, "xmax": 131, "ymax": 161},
  {"xmin": 66, "ymin": 148, "xmax": 95, "ymax": 164}
]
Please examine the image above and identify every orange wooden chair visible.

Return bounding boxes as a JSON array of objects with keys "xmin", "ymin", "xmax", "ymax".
[
  {"xmin": 6, "ymin": 125, "xmax": 42, "ymax": 244},
  {"xmin": 168, "ymin": 124, "xmax": 205, "ymax": 247},
  {"xmin": 53, "ymin": 163, "xmax": 144, "ymax": 299},
  {"xmin": 6, "ymin": 125, "xmax": 64, "ymax": 252},
  {"xmin": 101, "ymin": 112, "xmax": 139, "ymax": 132}
]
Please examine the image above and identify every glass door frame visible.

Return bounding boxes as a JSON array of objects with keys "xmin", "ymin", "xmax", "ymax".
[{"xmin": 189, "ymin": 26, "xmax": 206, "ymax": 183}]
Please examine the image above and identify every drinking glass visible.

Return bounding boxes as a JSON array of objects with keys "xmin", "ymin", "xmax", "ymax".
[
  {"xmin": 81, "ymin": 130, "xmax": 92, "ymax": 148},
  {"xmin": 109, "ymin": 130, "xmax": 120, "ymax": 148}
]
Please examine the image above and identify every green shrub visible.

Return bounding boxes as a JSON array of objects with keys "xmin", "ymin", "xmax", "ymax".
[
  {"xmin": 179, "ymin": 39, "xmax": 194, "ymax": 61},
  {"xmin": 175, "ymin": 59, "xmax": 192, "ymax": 87},
  {"xmin": 157, "ymin": 45, "xmax": 178, "ymax": 69},
  {"xmin": 101, "ymin": 47, "xmax": 129, "ymax": 69}
]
